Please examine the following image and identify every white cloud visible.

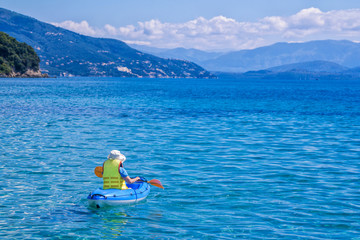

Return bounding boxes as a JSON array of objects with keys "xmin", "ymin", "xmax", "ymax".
[
  {"xmin": 52, "ymin": 20, "xmax": 98, "ymax": 36},
  {"xmin": 52, "ymin": 8, "xmax": 360, "ymax": 51},
  {"xmin": 104, "ymin": 24, "xmax": 117, "ymax": 35}
]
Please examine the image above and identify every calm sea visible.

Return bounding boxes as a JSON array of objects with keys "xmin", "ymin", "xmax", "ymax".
[{"xmin": 0, "ymin": 77, "xmax": 359, "ymax": 239}]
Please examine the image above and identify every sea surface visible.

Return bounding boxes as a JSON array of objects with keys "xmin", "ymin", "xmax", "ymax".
[{"xmin": 0, "ymin": 77, "xmax": 360, "ymax": 239}]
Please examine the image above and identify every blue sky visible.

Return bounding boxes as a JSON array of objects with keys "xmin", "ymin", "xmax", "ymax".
[{"xmin": 2, "ymin": 0, "xmax": 360, "ymax": 51}]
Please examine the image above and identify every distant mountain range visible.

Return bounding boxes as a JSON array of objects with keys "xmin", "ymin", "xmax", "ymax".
[
  {"xmin": 216, "ymin": 60, "xmax": 360, "ymax": 80},
  {"xmin": 266, "ymin": 61, "xmax": 348, "ymax": 73},
  {"xmin": 0, "ymin": 8, "xmax": 214, "ymax": 78},
  {"xmin": 133, "ymin": 40, "xmax": 360, "ymax": 74},
  {"xmin": 130, "ymin": 44, "xmax": 224, "ymax": 65}
]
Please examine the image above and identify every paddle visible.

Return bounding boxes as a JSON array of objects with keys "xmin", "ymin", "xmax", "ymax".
[
  {"xmin": 93, "ymin": 166, "xmax": 164, "ymax": 189},
  {"xmin": 141, "ymin": 179, "xmax": 164, "ymax": 189},
  {"xmin": 94, "ymin": 166, "xmax": 103, "ymax": 178}
]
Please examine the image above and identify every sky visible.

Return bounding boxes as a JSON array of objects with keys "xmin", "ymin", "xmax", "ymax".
[{"xmin": 2, "ymin": 0, "xmax": 360, "ymax": 51}]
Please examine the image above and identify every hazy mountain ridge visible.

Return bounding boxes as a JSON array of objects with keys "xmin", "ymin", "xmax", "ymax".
[
  {"xmin": 267, "ymin": 61, "xmax": 349, "ymax": 73},
  {"xmin": 217, "ymin": 60, "xmax": 360, "ymax": 80},
  {"xmin": 202, "ymin": 40, "xmax": 360, "ymax": 72},
  {"xmin": 135, "ymin": 40, "xmax": 360, "ymax": 74},
  {"xmin": 130, "ymin": 44, "xmax": 224, "ymax": 63},
  {"xmin": 0, "ymin": 8, "xmax": 215, "ymax": 78}
]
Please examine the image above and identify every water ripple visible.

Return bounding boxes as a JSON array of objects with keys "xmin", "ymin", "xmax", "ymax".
[{"xmin": 0, "ymin": 78, "xmax": 359, "ymax": 239}]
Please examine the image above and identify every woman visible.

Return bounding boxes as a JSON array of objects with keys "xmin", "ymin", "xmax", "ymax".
[{"xmin": 102, "ymin": 150, "xmax": 140, "ymax": 190}]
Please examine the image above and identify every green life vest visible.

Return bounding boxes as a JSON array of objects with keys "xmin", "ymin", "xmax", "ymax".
[{"xmin": 102, "ymin": 159, "xmax": 128, "ymax": 190}]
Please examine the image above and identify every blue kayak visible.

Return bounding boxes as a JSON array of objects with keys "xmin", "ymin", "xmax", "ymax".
[{"xmin": 87, "ymin": 181, "xmax": 150, "ymax": 208}]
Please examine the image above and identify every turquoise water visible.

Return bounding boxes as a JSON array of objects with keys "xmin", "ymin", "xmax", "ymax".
[{"xmin": 0, "ymin": 77, "xmax": 360, "ymax": 239}]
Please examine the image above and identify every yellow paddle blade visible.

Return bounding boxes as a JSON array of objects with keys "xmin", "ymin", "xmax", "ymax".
[
  {"xmin": 148, "ymin": 179, "xmax": 164, "ymax": 189},
  {"xmin": 94, "ymin": 166, "xmax": 103, "ymax": 178}
]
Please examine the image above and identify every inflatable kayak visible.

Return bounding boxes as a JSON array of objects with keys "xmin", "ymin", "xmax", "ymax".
[{"xmin": 88, "ymin": 181, "xmax": 150, "ymax": 208}]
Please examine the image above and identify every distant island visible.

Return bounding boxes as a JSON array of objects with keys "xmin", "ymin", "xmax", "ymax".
[
  {"xmin": 215, "ymin": 60, "xmax": 360, "ymax": 80},
  {"xmin": 0, "ymin": 8, "xmax": 215, "ymax": 79},
  {"xmin": 0, "ymin": 31, "xmax": 47, "ymax": 78}
]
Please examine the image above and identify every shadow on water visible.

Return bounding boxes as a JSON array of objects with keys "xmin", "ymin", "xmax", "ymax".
[
  {"xmin": 40, "ymin": 197, "xmax": 166, "ymax": 239},
  {"xmin": 86, "ymin": 199, "xmax": 166, "ymax": 239}
]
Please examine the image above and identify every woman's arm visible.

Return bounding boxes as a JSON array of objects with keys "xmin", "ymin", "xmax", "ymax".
[{"xmin": 123, "ymin": 176, "xmax": 140, "ymax": 184}]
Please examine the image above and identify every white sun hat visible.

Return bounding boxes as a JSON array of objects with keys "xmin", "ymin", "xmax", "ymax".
[{"xmin": 107, "ymin": 150, "xmax": 126, "ymax": 162}]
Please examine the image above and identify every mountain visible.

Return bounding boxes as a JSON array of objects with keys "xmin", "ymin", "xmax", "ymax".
[
  {"xmin": 345, "ymin": 67, "xmax": 360, "ymax": 75},
  {"xmin": 0, "ymin": 31, "xmax": 46, "ymax": 77},
  {"xmin": 196, "ymin": 40, "xmax": 360, "ymax": 73},
  {"xmin": 267, "ymin": 60, "xmax": 348, "ymax": 73},
  {"xmin": 130, "ymin": 44, "xmax": 224, "ymax": 64},
  {"xmin": 0, "ymin": 8, "xmax": 215, "ymax": 78},
  {"xmin": 217, "ymin": 60, "xmax": 360, "ymax": 80},
  {"xmin": 132, "ymin": 40, "xmax": 360, "ymax": 74}
]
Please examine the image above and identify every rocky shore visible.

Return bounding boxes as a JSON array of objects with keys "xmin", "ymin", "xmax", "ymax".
[{"xmin": 0, "ymin": 69, "xmax": 48, "ymax": 78}]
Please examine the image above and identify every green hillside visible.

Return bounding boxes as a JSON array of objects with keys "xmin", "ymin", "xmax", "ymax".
[
  {"xmin": 0, "ymin": 31, "xmax": 40, "ymax": 77},
  {"xmin": 0, "ymin": 8, "xmax": 215, "ymax": 78}
]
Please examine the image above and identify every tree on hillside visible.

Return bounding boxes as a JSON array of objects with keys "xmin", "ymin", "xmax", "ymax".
[{"xmin": 0, "ymin": 31, "xmax": 40, "ymax": 75}]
